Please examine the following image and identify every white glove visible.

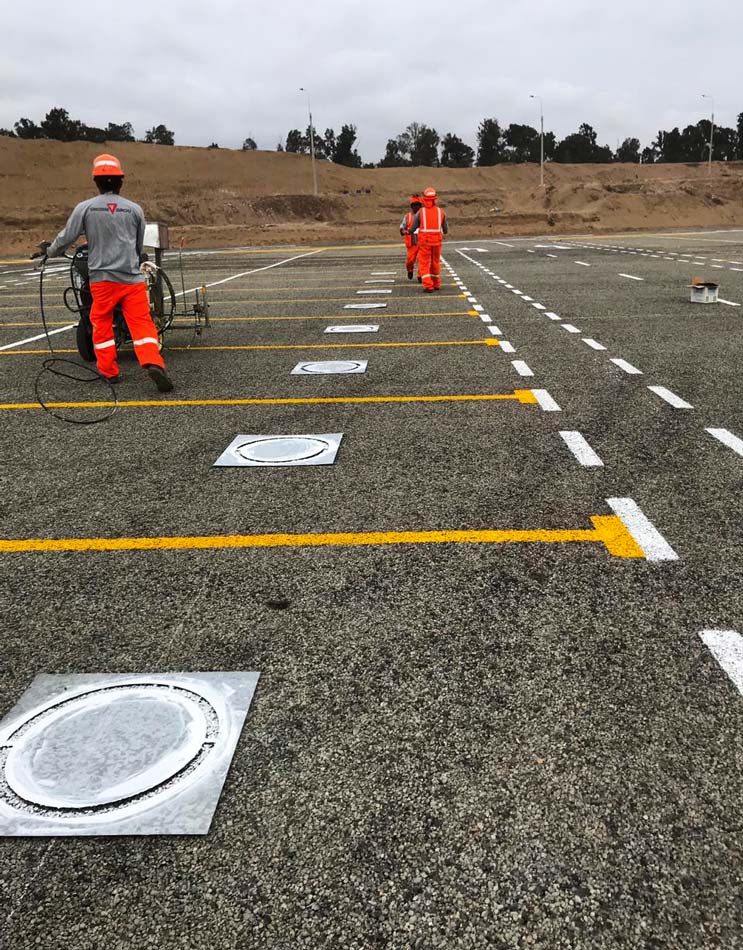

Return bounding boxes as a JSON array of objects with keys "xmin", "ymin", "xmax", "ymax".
[{"xmin": 139, "ymin": 261, "xmax": 158, "ymax": 275}]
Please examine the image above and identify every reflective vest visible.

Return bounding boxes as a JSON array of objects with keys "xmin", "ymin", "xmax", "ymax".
[{"xmin": 418, "ymin": 205, "xmax": 445, "ymax": 245}]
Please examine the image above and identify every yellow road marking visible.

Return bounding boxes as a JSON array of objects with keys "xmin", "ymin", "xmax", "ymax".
[
  {"xmin": 0, "ymin": 338, "xmax": 501, "ymax": 357},
  {"xmin": 0, "ymin": 515, "xmax": 644, "ymax": 558},
  {"xmin": 0, "ymin": 387, "xmax": 533, "ymax": 412},
  {"xmin": 0, "ymin": 295, "xmax": 462, "ymax": 310}
]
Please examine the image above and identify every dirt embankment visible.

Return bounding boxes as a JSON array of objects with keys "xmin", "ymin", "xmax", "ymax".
[{"xmin": 1, "ymin": 138, "xmax": 743, "ymax": 255}]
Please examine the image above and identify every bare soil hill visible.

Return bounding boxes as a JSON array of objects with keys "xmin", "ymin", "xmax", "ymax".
[{"xmin": 2, "ymin": 138, "xmax": 743, "ymax": 255}]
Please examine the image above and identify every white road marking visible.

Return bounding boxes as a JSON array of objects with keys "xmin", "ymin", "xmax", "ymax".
[
  {"xmin": 467, "ymin": 296, "xmax": 477, "ymax": 303},
  {"xmin": 559, "ymin": 431, "xmax": 604, "ymax": 467},
  {"xmin": 0, "ymin": 325, "xmax": 76, "ymax": 351},
  {"xmin": 176, "ymin": 248, "xmax": 324, "ymax": 298},
  {"xmin": 371, "ymin": 271, "xmax": 396, "ymax": 275},
  {"xmin": 619, "ymin": 274, "xmax": 644, "ymax": 281},
  {"xmin": 480, "ymin": 314, "xmax": 491, "ymax": 323},
  {"xmin": 512, "ymin": 290, "xmax": 524, "ymax": 296},
  {"xmin": 491, "ymin": 241, "xmax": 514, "ymax": 248},
  {"xmin": 547, "ymin": 254, "xmax": 558, "ymax": 258},
  {"xmin": 582, "ymin": 338, "xmax": 606, "ymax": 350},
  {"xmin": 365, "ymin": 279, "xmax": 395, "ymax": 283},
  {"xmin": 531, "ymin": 389, "xmax": 561, "ymax": 412},
  {"xmin": 504, "ymin": 284, "xmax": 513, "ymax": 289},
  {"xmin": 606, "ymin": 497, "xmax": 678, "ymax": 561},
  {"xmin": 561, "ymin": 324, "xmax": 580, "ymax": 333},
  {"xmin": 731, "ymin": 268, "xmax": 743, "ymax": 273},
  {"xmin": 488, "ymin": 326, "xmax": 502, "ymax": 336},
  {"xmin": 705, "ymin": 428, "xmax": 743, "ymax": 457},
  {"xmin": 718, "ymin": 298, "xmax": 741, "ymax": 307},
  {"xmin": 574, "ymin": 261, "xmax": 591, "ymax": 267},
  {"xmin": 532, "ymin": 303, "xmax": 546, "ymax": 310},
  {"xmin": 500, "ymin": 341, "xmax": 516, "ymax": 353},
  {"xmin": 473, "ymin": 305, "xmax": 484, "ymax": 312},
  {"xmin": 711, "ymin": 265, "xmax": 724, "ymax": 269},
  {"xmin": 647, "ymin": 385, "xmax": 693, "ymax": 409},
  {"xmin": 545, "ymin": 311, "xmax": 560, "ymax": 321},
  {"xmin": 511, "ymin": 360, "xmax": 534, "ymax": 377},
  {"xmin": 610, "ymin": 358, "xmax": 643, "ymax": 375},
  {"xmin": 357, "ymin": 289, "xmax": 392, "ymax": 295},
  {"xmin": 700, "ymin": 630, "xmax": 743, "ymax": 695},
  {"xmin": 521, "ymin": 295, "xmax": 534, "ymax": 302}
]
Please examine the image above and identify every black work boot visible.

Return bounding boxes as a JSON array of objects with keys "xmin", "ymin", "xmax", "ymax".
[
  {"xmin": 407, "ymin": 270, "xmax": 414, "ymax": 280},
  {"xmin": 146, "ymin": 364, "xmax": 174, "ymax": 393}
]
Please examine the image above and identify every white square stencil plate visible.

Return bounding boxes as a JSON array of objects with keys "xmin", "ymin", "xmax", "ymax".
[
  {"xmin": 291, "ymin": 360, "xmax": 367, "ymax": 375},
  {"xmin": 214, "ymin": 433, "xmax": 343, "ymax": 467},
  {"xmin": 324, "ymin": 325, "xmax": 378, "ymax": 333},
  {"xmin": 0, "ymin": 672, "xmax": 259, "ymax": 837}
]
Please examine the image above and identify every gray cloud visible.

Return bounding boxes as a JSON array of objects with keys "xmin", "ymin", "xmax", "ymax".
[{"xmin": 2, "ymin": 0, "xmax": 741, "ymax": 161}]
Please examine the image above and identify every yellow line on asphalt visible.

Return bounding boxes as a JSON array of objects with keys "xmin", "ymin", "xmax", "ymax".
[
  {"xmin": 0, "ymin": 295, "xmax": 462, "ymax": 310},
  {"xmin": 0, "ymin": 515, "xmax": 644, "ymax": 558},
  {"xmin": 0, "ymin": 339, "xmax": 501, "ymax": 357},
  {"xmin": 0, "ymin": 387, "xmax": 534, "ymax": 412}
]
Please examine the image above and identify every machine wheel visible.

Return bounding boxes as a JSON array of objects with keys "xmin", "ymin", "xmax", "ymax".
[
  {"xmin": 149, "ymin": 269, "xmax": 177, "ymax": 332},
  {"xmin": 76, "ymin": 319, "xmax": 95, "ymax": 362}
]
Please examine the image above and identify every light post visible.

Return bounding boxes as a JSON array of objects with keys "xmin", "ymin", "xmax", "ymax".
[
  {"xmin": 702, "ymin": 93, "xmax": 715, "ymax": 177},
  {"xmin": 299, "ymin": 87, "xmax": 318, "ymax": 196},
  {"xmin": 530, "ymin": 94, "xmax": 545, "ymax": 187}
]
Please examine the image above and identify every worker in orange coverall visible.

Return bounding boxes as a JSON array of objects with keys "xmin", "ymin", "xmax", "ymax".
[
  {"xmin": 400, "ymin": 194, "xmax": 422, "ymax": 280},
  {"xmin": 405, "ymin": 187, "xmax": 448, "ymax": 292}
]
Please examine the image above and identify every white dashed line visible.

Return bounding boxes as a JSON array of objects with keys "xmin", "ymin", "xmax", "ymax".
[
  {"xmin": 479, "ymin": 314, "xmax": 491, "ymax": 323},
  {"xmin": 492, "ymin": 241, "xmax": 515, "ymax": 248},
  {"xmin": 532, "ymin": 303, "xmax": 546, "ymax": 310},
  {"xmin": 487, "ymin": 326, "xmax": 502, "ymax": 336},
  {"xmin": 647, "ymin": 386, "xmax": 693, "ymax": 409},
  {"xmin": 0, "ymin": 325, "xmax": 76, "ymax": 351},
  {"xmin": 700, "ymin": 630, "xmax": 743, "ymax": 696},
  {"xmin": 500, "ymin": 341, "xmax": 516, "ymax": 353},
  {"xmin": 473, "ymin": 305, "xmax": 484, "ymax": 312},
  {"xmin": 559, "ymin": 431, "xmax": 604, "ymax": 467},
  {"xmin": 610, "ymin": 358, "xmax": 643, "ymax": 375},
  {"xmin": 705, "ymin": 428, "xmax": 743, "ymax": 457},
  {"xmin": 545, "ymin": 312, "xmax": 561, "ymax": 321},
  {"xmin": 582, "ymin": 338, "xmax": 606, "ymax": 351},
  {"xmin": 521, "ymin": 296, "xmax": 534, "ymax": 302},
  {"xmin": 574, "ymin": 261, "xmax": 591, "ymax": 267},
  {"xmin": 531, "ymin": 389, "xmax": 561, "ymax": 412},
  {"xmin": 619, "ymin": 274, "xmax": 644, "ymax": 281},
  {"xmin": 511, "ymin": 360, "xmax": 533, "ymax": 377},
  {"xmin": 561, "ymin": 324, "xmax": 580, "ymax": 334},
  {"xmin": 606, "ymin": 497, "xmax": 678, "ymax": 562}
]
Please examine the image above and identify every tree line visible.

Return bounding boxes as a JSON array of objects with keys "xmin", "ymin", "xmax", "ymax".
[{"xmin": 4, "ymin": 106, "xmax": 743, "ymax": 166}]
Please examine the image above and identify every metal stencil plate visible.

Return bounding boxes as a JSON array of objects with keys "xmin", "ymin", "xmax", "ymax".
[
  {"xmin": 214, "ymin": 433, "xmax": 343, "ymax": 467},
  {"xmin": 291, "ymin": 360, "xmax": 367, "ymax": 375},
  {"xmin": 324, "ymin": 325, "xmax": 379, "ymax": 333},
  {"xmin": 0, "ymin": 672, "xmax": 259, "ymax": 837},
  {"xmin": 344, "ymin": 303, "xmax": 387, "ymax": 310}
]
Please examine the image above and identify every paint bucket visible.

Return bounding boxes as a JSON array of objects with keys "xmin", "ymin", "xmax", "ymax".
[{"xmin": 689, "ymin": 280, "xmax": 719, "ymax": 304}]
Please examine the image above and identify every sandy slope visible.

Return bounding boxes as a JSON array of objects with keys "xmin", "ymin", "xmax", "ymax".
[{"xmin": 1, "ymin": 138, "xmax": 742, "ymax": 255}]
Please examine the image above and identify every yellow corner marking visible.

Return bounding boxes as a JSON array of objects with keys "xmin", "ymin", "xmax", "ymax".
[
  {"xmin": 0, "ymin": 517, "xmax": 647, "ymax": 558},
  {"xmin": 0, "ymin": 391, "xmax": 526, "ymax": 411},
  {"xmin": 590, "ymin": 515, "xmax": 645, "ymax": 559},
  {"xmin": 514, "ymin": 389, "xmax": 539, "ymax": 404}
]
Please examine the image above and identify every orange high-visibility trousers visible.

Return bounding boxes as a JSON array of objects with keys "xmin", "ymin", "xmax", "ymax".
[
  {"xmin": 417, "ymin": 243, "xmax": 442, "ymax": 290},
  {"xmin": 406, "ymin": 243, "xmax": 419, "ymax": 274},
  {"xmin": 89, "ymin": 281, "xmax": 166, "ymax": 378}
]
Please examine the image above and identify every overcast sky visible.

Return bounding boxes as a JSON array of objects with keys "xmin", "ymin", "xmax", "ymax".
[{"xmin": 3, "ymin": 0, "xmax": 741, "ymax": 161}]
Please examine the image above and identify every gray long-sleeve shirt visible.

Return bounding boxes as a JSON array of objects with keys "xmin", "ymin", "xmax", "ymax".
[
  {"xmin": 407, "ymin": 207, "xmax": 448, "ymax": 237},
  {"xmin": 47, "ymin": 192, "xmax": 146, "ymax": 284}
]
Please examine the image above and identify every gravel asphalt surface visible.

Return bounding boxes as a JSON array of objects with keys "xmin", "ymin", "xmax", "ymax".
[{"xmin": 1, "ymin": 230, "xmax": 743, "ymax": 949}]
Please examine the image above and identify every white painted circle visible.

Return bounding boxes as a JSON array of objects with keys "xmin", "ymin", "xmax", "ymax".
[
  {"xmin": 5, "ymin": 687, "xmax": 208, "ymax": 809},
  {"xmin": 235, "ymin": 435, "xmax": 331, "ymax": 463},
  {"xmin": 299, "ymin": 361, "xmax": 362, "ymax": 374}
]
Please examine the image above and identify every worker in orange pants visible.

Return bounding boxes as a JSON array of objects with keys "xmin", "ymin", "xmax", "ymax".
[
  {"xmin": 405, "ymin": 187, "xmax": 448, "ymax": 291},
  {"xmin": 35, "ymin": 153, "xmax": 173, "ymax": 391},
  {"xmin": 400, "ymin": 194, "xmax": 422, "ymax": 280}
]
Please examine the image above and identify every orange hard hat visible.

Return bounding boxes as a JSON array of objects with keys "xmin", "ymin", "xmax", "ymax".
[
  {"xmin": 410, "ymin": 194, "xmax": 421, "ymax": 204},
  {"xmin": 92, "ymin": 153, "xmax": 124, "ymax": 177},
  {"xmin": 423, "ymin": 187, "xmax": 437, "ymax": 200}
]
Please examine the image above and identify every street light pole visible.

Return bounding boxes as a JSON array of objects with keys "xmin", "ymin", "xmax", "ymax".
[
  {"xmin": 299, "ymin": 87, "xmax": 318, "ymax": 196},
  {"xmin": 702, "ymin": 93, "xmax": 715, "ymax": 177},
  {"xmin": 530, "ymin": 94, "xmax": 544, "ymax": 187}
]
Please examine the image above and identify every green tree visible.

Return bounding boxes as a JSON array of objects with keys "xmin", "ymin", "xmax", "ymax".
[
  {"xmin": 242, "ymin": 137, "xmax": 258, "ymax": 150},
  {"xmin": 555, "ymin": 123, "xmax": 613, "ymax": 163},
  {"xmin": 503, "ymin": 123, "xmax": 541, "ymax": 163},
  {"xmin": 378, "ymin": 138, "xmax": 409, "ymax": 166},
  {"xmin": 41, "ymin": 107, "xmax": 83, "ymax": 141},
  {"xmin": 332, "ymin": 124, "xmax": 362, "ymax": 167},
  {"xmin": 476, "ymin": 118, "xmax": 505, "ymax": 165},
  {"xmin": 0, "ymin": 128, "xmax": 16, "ymax": 137},
  {"xmin": 276, "ymin": 141, "xmax": 284, "ymax": 151},
  {"xmin": 440, "ymin": 132, "xmax": 474, "ymax": 167},
  {"xmin": 106, "ymin": 122, "xmax": 135, "ymax": 142},
  {"xmin": 616, "ymin": 137, "xmax": 641, "ymax": 163},
  {"xmin": 285, "ymin": 128, "xmax": 306, "ymax": 153},
  {"xmin": 737, "ymin": 113, "xmax": 743, "ymax": 160},
  {"xmin": 14, "ymin": 117, "xmax": 44, "ymax": 139},
  {"xmin": 407, "ymin": 122, "xmax": 439, "ymax": 166},
  {"xmin": 144, "ymin": 124, "xmax": 174, "ymax": 145}
]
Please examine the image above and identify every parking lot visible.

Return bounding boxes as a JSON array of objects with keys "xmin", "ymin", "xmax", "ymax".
[{"xmin": 1, "ymin": 230, "xmax": 743, "ymax": 948}]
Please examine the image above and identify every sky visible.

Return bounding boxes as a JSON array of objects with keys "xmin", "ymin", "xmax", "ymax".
[{"xmin": 2, "ymin": 0, "xmax": 741, "ymax": 162}]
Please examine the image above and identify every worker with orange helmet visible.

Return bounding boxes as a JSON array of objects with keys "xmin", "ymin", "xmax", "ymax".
[
  {"xmin": 34, "ymin": 153, "xmax": 173, "ymax": 392},
  {"xmin": 400, "ymin": 194, "xmax": 422, "ymax": 280},
  {"xmin": 405, "ymin": 187, "xmax": 448, "ymax": 292}
]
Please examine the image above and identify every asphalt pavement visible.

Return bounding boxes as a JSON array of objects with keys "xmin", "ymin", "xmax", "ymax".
[{"xmin": 1, "ymin": 231, "xmax": 743, "ymax": 949}]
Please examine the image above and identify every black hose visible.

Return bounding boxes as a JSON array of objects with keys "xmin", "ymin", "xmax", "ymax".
[{"xmin": 34, "ymin": 255, "xmax": 118, "ymax": 425}]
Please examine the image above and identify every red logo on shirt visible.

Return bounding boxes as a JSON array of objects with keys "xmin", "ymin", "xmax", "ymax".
[{"xmin": 106, "ymin": 203, "xmax": 118, "ymax": 215}]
